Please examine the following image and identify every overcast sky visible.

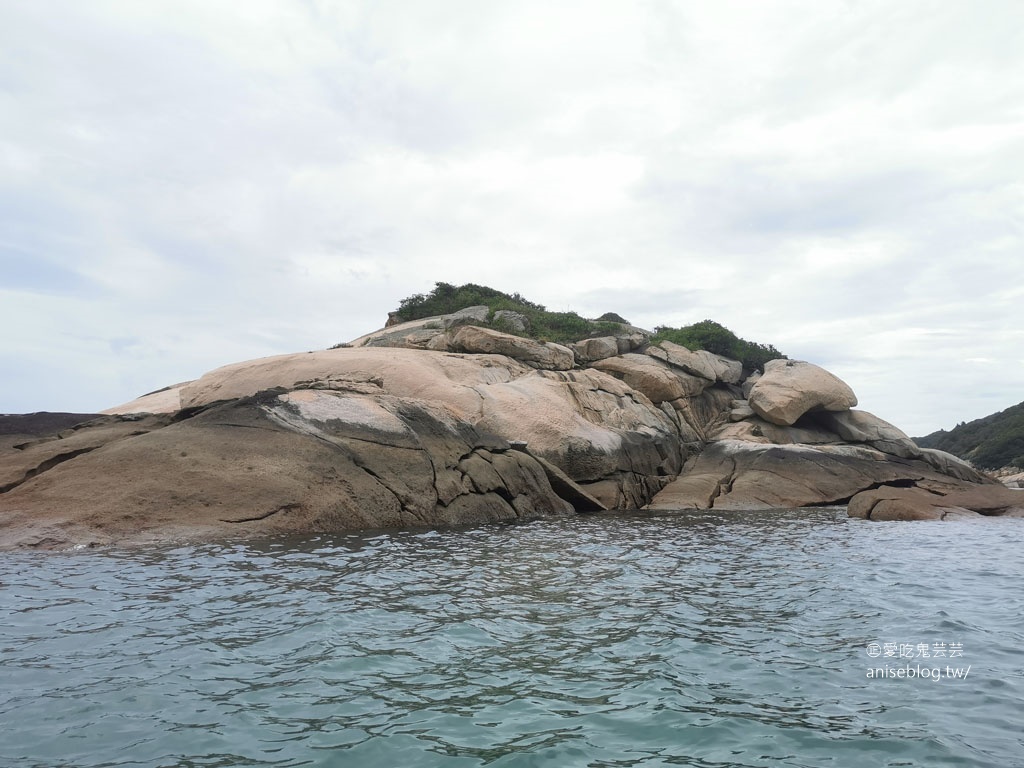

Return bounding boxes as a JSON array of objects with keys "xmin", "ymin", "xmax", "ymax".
[{"xmin": 2, "ymin": 1, "xmax": 1022, "ymax": 436}]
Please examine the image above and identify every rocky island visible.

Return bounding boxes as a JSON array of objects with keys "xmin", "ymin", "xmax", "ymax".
[{"xmin": 2, "ymin": 287, "xmax": 1021, "ymax": 549}]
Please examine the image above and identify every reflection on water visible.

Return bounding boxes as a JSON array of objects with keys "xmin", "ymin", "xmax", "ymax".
[{"xmin": 1, "ymin": 508, "xmax": 1022, "ymax": 767}]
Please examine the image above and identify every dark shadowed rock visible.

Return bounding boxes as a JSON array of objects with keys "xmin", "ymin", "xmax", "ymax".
[{"xmin": 0, "ymin": 412, "xmax": 106, "ymax": 439}]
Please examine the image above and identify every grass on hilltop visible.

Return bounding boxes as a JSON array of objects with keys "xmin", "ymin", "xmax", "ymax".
[{"xmin": 351, "ymin": 282, "xmax": 786, "ymax": 372}]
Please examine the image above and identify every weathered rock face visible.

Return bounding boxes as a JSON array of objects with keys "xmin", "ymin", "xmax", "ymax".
[
  {"xmin": 848, "ymin": 485, "xmax": 1024, "ymax": 521},
  {"xmin": 591, "ymin": 354, "xmax": 710, "ymax": 402},
  {"xmin": 175, "ymin": 347, "xmax": 680, "ymax": 504},
  {"xmin": 1, "ymin": 342, "xmax": 688, "ymax": 548},
  {"xmin": 1001, "ymin": 471, "xmax": 1024, "ymax": 489},
  {"xmin": 748, "ymin": 359, "xmax": 858, "ymax": 426},
  {"xmin": 646, "ymin": 341, "xmax": 716, "ymax": 381},
  {"xmin": 102, "ymin": 383, "xmax": 189, "ymax": 416},
  {"xmin": 647, "ymin": 439, "xmax": 987, "ymax": 512},
  {"xmin": 449, "ymin": 326, "xmax": 574, "ymax": 370},
  {"xmin": 570, "ymin": 337, "xmax": 621, "ymax": 364},
  {"xmin": 0, "ymin": 390, "xmax": 584, "ymax": 550},
  {"xmin": 3, "ymin": 313, "xmax": 1015, "ymax": 547},
  {"xmin": 466, "ymin": 368, "xmax": 682, "ymax": 508},
  {"xmin": 1, "ymin": 414, "xmax": 172, "ymax": 493}
]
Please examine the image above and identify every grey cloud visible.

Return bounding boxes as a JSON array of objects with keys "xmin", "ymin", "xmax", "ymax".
[{"xmin": 1, "ymin": 1, "xmax": 1022, "ymax": 437}]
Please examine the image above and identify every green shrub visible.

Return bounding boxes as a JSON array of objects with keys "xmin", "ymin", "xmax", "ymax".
[
  {"xmin": 367, "ymin": 284, "xmax": 787, "ymax": 367},
  {"xmin": 651, "ymin": 320, "xmax": 784, "ymax": 372},
  {"xmin": 596, "ymin": 312, "xmax": 630, "ymax": 324},
  {"xmin": 389, "ymin": 282, "xmax": 629, "ymax": 344},
  {"xmin": 396, "ymin": 282, "xmax": 543, "ymax": 321}
]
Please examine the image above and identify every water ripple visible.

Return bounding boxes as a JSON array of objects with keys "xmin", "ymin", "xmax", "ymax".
[{"xmin": 1, "ymin": 508, "xmax": 1022, "ymax": 767}]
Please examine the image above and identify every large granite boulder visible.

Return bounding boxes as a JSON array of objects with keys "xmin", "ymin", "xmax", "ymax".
[
  {"xmin": 0, "ymin": 389, "xmax": 590, "ymax": 550},
  {"xmin": 468, "ymin": 368, "xmax": 682, "ymax": 508},
  {"xmin": 748, "ymin": 359, "xmax": 857, "ymax": 425},
  {"xmin": 492, "ymin": 309, "xmax": 530, "ymax": 334},
  {"xmin": 347, "ymin": 320, "xmax": 447, "ymax": 351},
  {"xmin": 2, "ymin": 345, "xmax": 691, "ymax": 548},
  {"xmin": 848, "ymin": 485, "xmax": 1024, "ymax": 521},
  {"xmin": 694, "ymin": 350, "xmax": 743, "ymax": 385},
  {"xmin": 1001, "ymin": 471, "xmax": 1024, "ymax": 489},
  {"xmin": 449, "ymin": 326, "xmax": 574, "ymax": 370},
  {"xmin": 647, "ymin": 439, "xmax": 994, "ymax": 512},
  {"xmin": 570, "ymin": 337, "xmax": 621, "ymax": 364},
  {"xmin": 645, "ymin": 341, "xmax": 744, "ymax": 385},
  {"xmin": 181, "ymin": 348, "xmax": 677, "ymax": 503},
  {"xmin": 646, "ymin": 341, "xmax": 716, "ymax": 381},
  {"xmin": 814, "ymin": 409, "xmax": 919, "ymax": 457},
  {"xmin": 5, "ymin": 313, "xmax": 1012, "ymax": 547},
  {"xmin": 590, "ymin": 354, "xmax": 710, "ymax": 403}
]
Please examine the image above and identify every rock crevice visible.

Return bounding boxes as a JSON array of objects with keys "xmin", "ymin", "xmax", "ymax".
[{"xmin": 2, "ymin": 314, "xmax": 1014, "ymax": 548}]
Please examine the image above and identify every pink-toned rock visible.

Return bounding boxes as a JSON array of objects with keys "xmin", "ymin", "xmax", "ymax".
[
  {"xmin": 646, "ymin": 341, "xmax": 717, "ymax": 381},
  {"xmin": 102, "ymin": 383, "xmax": 190, "ymax": 415},
  {"xmin": 0, "ymin": 392, "xmax": 576, "ymax": 550},
  {"xmin": 571, "ymin": 337, "xmax": 620, "ymax": 364},
  {"xmin": 647, "ymin": 439, "xmax": 990, "ymax": 512},
  {"xmin": 748, "ymin": 359, "xmax": 857, "ymax": 426},
  {"xmin": 450, "ymin": 326, "xmax": 574, "ymax": 370},
  {"xmin": 4, "ymin": 344, "xmax": 688, "ymax": 548},
  {"xmin": 591, "ymin": 354, "xmax": 709, "ymax": 403},
  {"xmin": 693, "ymin": 350, "xmax": 743, "ymax": 384},
  {"xmin": 847, "ymin": 484, "xmax": 1024, "ymax": 521}
]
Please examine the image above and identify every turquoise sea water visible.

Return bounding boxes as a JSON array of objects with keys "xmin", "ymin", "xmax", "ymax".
[{"xmin": 1, "ymin": 508, "xmax": 1022, "ymax": 767}]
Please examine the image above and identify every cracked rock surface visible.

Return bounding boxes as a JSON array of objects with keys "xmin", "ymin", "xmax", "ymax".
[
  {"xmin": 0, "ymin": 390, "xmax": 577, "ymax": 549},
  {"xmin": 2, "ymin": 320, "xmax": 1014, "ymax": 547}
]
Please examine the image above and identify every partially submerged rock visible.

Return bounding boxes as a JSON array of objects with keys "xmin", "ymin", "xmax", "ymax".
[
  {"xmin": 0, "ymin": 342, "xmax": 674, "ymax": 548},
  {"xmin": 2, "ymin": 312, "xmax": 1016, "ymax": 548},
  {"xmin": 1, "ymin": 390, "xmax": 585, "ymax": 550},
  {"xmin": 848, "ymin": 485, "xmax": 1024, "ymax": 521},
  {"xmin": 647, "ymin": 439, "xmax": 982, "ymax": 512}
]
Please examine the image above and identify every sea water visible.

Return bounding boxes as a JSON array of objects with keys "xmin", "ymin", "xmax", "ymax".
[{"xmin": 1, "ymin": 508, "xmax": 1022, "ymax": 767}]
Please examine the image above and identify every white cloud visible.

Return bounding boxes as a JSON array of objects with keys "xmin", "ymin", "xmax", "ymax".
[{"xmin": 1, "ymin": 0, "xmax": 1023, "ymax": 437}]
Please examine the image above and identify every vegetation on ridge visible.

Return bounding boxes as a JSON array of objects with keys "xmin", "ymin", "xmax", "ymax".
[
  {"xmin": 387, "ymin": 282, "xmax": 785, "ymax": 372},
  {"xmin": 393, "ymin": 282, "xmax": 623, "ymax": 344},
  {"xmin": 651, "ymin": 321, "xmax": 785, "ymax": 373},
  {"xmin": 915, "ymin": 401, "xmax": 1024, "ymax": 470}
]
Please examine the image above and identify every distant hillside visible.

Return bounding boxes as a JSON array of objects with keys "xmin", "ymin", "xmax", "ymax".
[
  {"xmin": 915, "ymin": 401, "xmax": 1024, "ymax": 470},
  {"xmin": 0, "ymin": 412, "xmax": 102, "ymax": 437},
  {"xmin": 388, "ymin": 282, "xmax": 785, "ymax": 372}
]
